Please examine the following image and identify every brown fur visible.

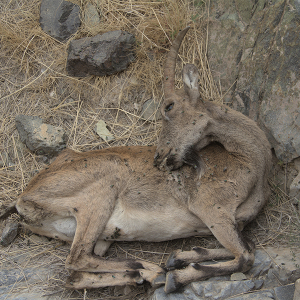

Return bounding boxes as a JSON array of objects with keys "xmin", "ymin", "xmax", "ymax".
[{"xmin": 14, "ymin": 27, "xmax": 272, "ymax": 293}]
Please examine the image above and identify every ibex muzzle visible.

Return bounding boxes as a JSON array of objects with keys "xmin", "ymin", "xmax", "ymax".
[{"xmin": 12, "ymin": 27, "xmax": 272, "ymax": 294}]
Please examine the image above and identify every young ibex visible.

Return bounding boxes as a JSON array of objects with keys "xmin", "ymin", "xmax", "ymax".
[{"xmin": 13, "ymin": 27, "xmax": 272, "ymax": 293}]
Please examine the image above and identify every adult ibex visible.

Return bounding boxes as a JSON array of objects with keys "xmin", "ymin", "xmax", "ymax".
[{"xmin": 12, "ymin": 27, "xmax": 272, "ymax": 293}]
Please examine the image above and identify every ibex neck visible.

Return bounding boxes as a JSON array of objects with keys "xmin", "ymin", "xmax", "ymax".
[{"xmin": 203, "ymin": 104, "xmax": 268, "ymax": 165}]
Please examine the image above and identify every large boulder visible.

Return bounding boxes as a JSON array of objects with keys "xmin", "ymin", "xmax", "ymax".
[
  {"xmin": 207, "ymin": 0, "xmax": 300, "ymax": 162},
  {"xmin": 66, "ymin": 31, "xmax": 136, "ymax": 77}
]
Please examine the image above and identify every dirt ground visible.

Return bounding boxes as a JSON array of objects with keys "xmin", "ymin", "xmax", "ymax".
[{"xmin": 1, "ymin": 0, "xmax": 300, "ymax": 299}]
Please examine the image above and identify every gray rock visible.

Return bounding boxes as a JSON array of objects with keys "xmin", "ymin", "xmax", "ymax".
[
  {"xmin": 15, "ymin": 115, "xmax": 67, "ymax": 156},
  {"xmin": 84, "ymin": 3, "xmax": 101, "ymax": 27},
  {"xmin": 0, "ymin": 222, "xmax": 18, "ymax": 246},
  {"xmin": 207, "ymin": 0, "xmax": 300, "ymax": 162},
  {"xmin": 261, "ymin": 247, "xmax": 300, "ymax": 289},
  {"xmin": 151, "ymin": 286, "xmax": 186, "ymax": 300},
  {"xmin": 141, "ymin": 99, "xmax": 161, "ymax": 121},
  {"xmin": 66, "ymin": 31, "xmax": 135, "ymax": 77},
  {"xmin": 231, "ymin": 272, "xmax": 247, "ymax": 281},
  {"xmin": 274, "ymin": 284, "xmax": 295, "ymax": 300},
  {"xmin": 0, "ymin": 266, "xmax": 55, "ymax": 300},
  {"xmin": 294, "ymin": 279, "xmax": 300, "ymax": 300},
  {"xmin": 229, "ymin": 290, "xmax": 275, "ymax": 300},
  {"xmin": 290, "ymin": 172, "xmax": 300, "ymax": 202},
  {"xmin": 190, "ymin": 280, "xmax": 257, "ymax": 299},
  {"xmin": 40, "ymin": 0, "xmax": 81, "ymax": 42},
  {"xmin": 0, "ymin": 267, "xmax": 50, "ymax": 289},
  {"xmin": 151, "ymin": 280, "xmax": 267, "ymax": 300},
  {"xmin": 265, "ymin": 247, "xmax": 300, "ymax": 274},
  {"xmin": 248, "ymin": 249, "xmax": 272, "ymax": 277},
  {"xmin": 0, "ymin": 292, "xmax": 46, "ymax": 300},
  {"xmin": 266, "ymin": 267, "xmax": 300, "ymax": 288}
]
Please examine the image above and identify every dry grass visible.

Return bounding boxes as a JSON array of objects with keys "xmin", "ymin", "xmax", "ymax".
[{"xmin": 0, "ymin": 0, "xmax": 299, "ymax": 299}]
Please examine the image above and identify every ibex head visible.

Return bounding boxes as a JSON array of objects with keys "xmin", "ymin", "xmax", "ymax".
[{"xmin": 155, "ymin": 27, "xmax": 214, "ymax": 171}]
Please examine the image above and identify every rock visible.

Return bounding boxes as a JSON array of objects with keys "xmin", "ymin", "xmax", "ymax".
[
  {"xmin": 266, "ymin": 267, "xmax": 300, "ymax": 288},
  {"xmin": 274, "ymin": 284, "xmax": 295, "ymax": 300},
  {"xmin": 15, "ymin": 115, "xmax": 67, "ymax": 156},
  {"xmin": 0, "ymin": 267, "xmax": 55, "ymax": 300},
  {"xmin": 248, "ymin": 249, "xmax": 272, "ymax": 277},
  {"xmin": 265, "ymin": 247, "xmax": 300, "ymax": 274},
  {"xmin": 290, "ymin": 172, "xmax": 300, "ymax": 202},
  {"xmin": 94, "ymin": 120, "xmax": 115, "ymax": 141},
  {"xmin": 84, "ymin": 3, "xmax": 101, "ymax": 27},
  {"xmin": 207, "ymin": 0, "xmax": 300, "ymax": 162},
  {"xmin": 231, "ymin": 272, "xmax": 247, "ymax": 281},
  {"xmin": 66, "ymin": 31, "xmax": 135, "ymax": 77},
  {"xmin": 40, "ymin": 0, "xmax": 81, "ymax": 42},
  {"xmin": 150, "ymin": 287, "xmax": 186, "ymax": 300},
  {"xmin": 229, "ymin": 290, "xmax": 275, "ymax": 300},
  {"xmin": 0, "ymin": 222, "xmax": 18, "ymax": 246},
  {"xmin": 294, "ymin": 279, "xmax": 300, "ymax": 300},
  {"xmin": 263, "ymin": 247, "xmax": 300, "ymax": 289},
  {"xmin": 0, "ymin": 292, "xmax": 46, "ymax": 300},
  {"xmin": 141, "ymin": 99, "xmax": 161, "ymax": 121},
  {"xmin": 190, "ymin": 280, "xmax": 257, "ymax": 299}
]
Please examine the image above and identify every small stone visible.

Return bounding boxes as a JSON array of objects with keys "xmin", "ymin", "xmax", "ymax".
[
  {"xmin": 1, "ymin": 222, "xmax": 18, "ymax": 246},
  {"xmin": 84, "ymin": 3, "xmax": 101, "ymax": 27},
  {"xmin": 94, "ymin": 120, "xmax": 115, "ymax": 141},
  {"xmin": 231, "ymin": 272, "xmax": 247, "ymax": 281}
]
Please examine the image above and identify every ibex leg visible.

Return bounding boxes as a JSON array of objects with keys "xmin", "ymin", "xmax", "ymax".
[{"xmin": 164, "ymin": 201, "xmax": 255, "ymax": 293}]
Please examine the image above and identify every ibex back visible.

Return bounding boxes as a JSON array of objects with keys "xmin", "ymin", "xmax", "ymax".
[{"xmin": 15, "ymin": 27, "xmax": 272, "ymax": 293}]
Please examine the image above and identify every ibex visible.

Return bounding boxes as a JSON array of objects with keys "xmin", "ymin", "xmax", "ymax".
[{"xmin": 10, "ymin": 27, "xmax": 272, "ymax": 293}]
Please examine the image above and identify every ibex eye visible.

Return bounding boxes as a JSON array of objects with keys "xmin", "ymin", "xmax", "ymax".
[{"xmin": 165, "ymin": 103, "xmax": 174, "ymax": 112}]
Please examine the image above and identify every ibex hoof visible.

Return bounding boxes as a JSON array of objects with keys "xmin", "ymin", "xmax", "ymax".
[
  {"xmin": 164, "ymin": 271, "xmax": 182, "ymax": 294},
  {"xmin": 166, "ymin": 250, "xmax": 184, "ymax": 270},
  {"xmin": 65, "ymin": 272, "xmax": 80, "ymax": 289},
  {"xmin": 151, "ymin": 274, "xmax": 166, "ymax": 287}
]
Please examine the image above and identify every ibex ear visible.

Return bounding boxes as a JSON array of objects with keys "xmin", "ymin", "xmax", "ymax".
[{"xmin": 182, "ymin": 64, "xmax": 200, "ymax": 104}]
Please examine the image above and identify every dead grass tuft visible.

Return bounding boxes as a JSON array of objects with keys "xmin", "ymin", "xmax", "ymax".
[{"xmin": 0, "ymin": 0, "xmax": 299, "ymax": 299}]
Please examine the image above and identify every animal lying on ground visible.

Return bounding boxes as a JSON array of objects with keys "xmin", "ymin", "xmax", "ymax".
[{"xmin": 9, "ymin": 27, "xmax": 272, "ymax": 293}]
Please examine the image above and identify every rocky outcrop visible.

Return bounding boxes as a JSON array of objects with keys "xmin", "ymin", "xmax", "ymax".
[
  {"xmin": 66, "ymin": 31, "xmax": 136, "ymax": 77},
  {"xmin": 207, "ymin": 0, "xmax": 300, "ymax": 162}
]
